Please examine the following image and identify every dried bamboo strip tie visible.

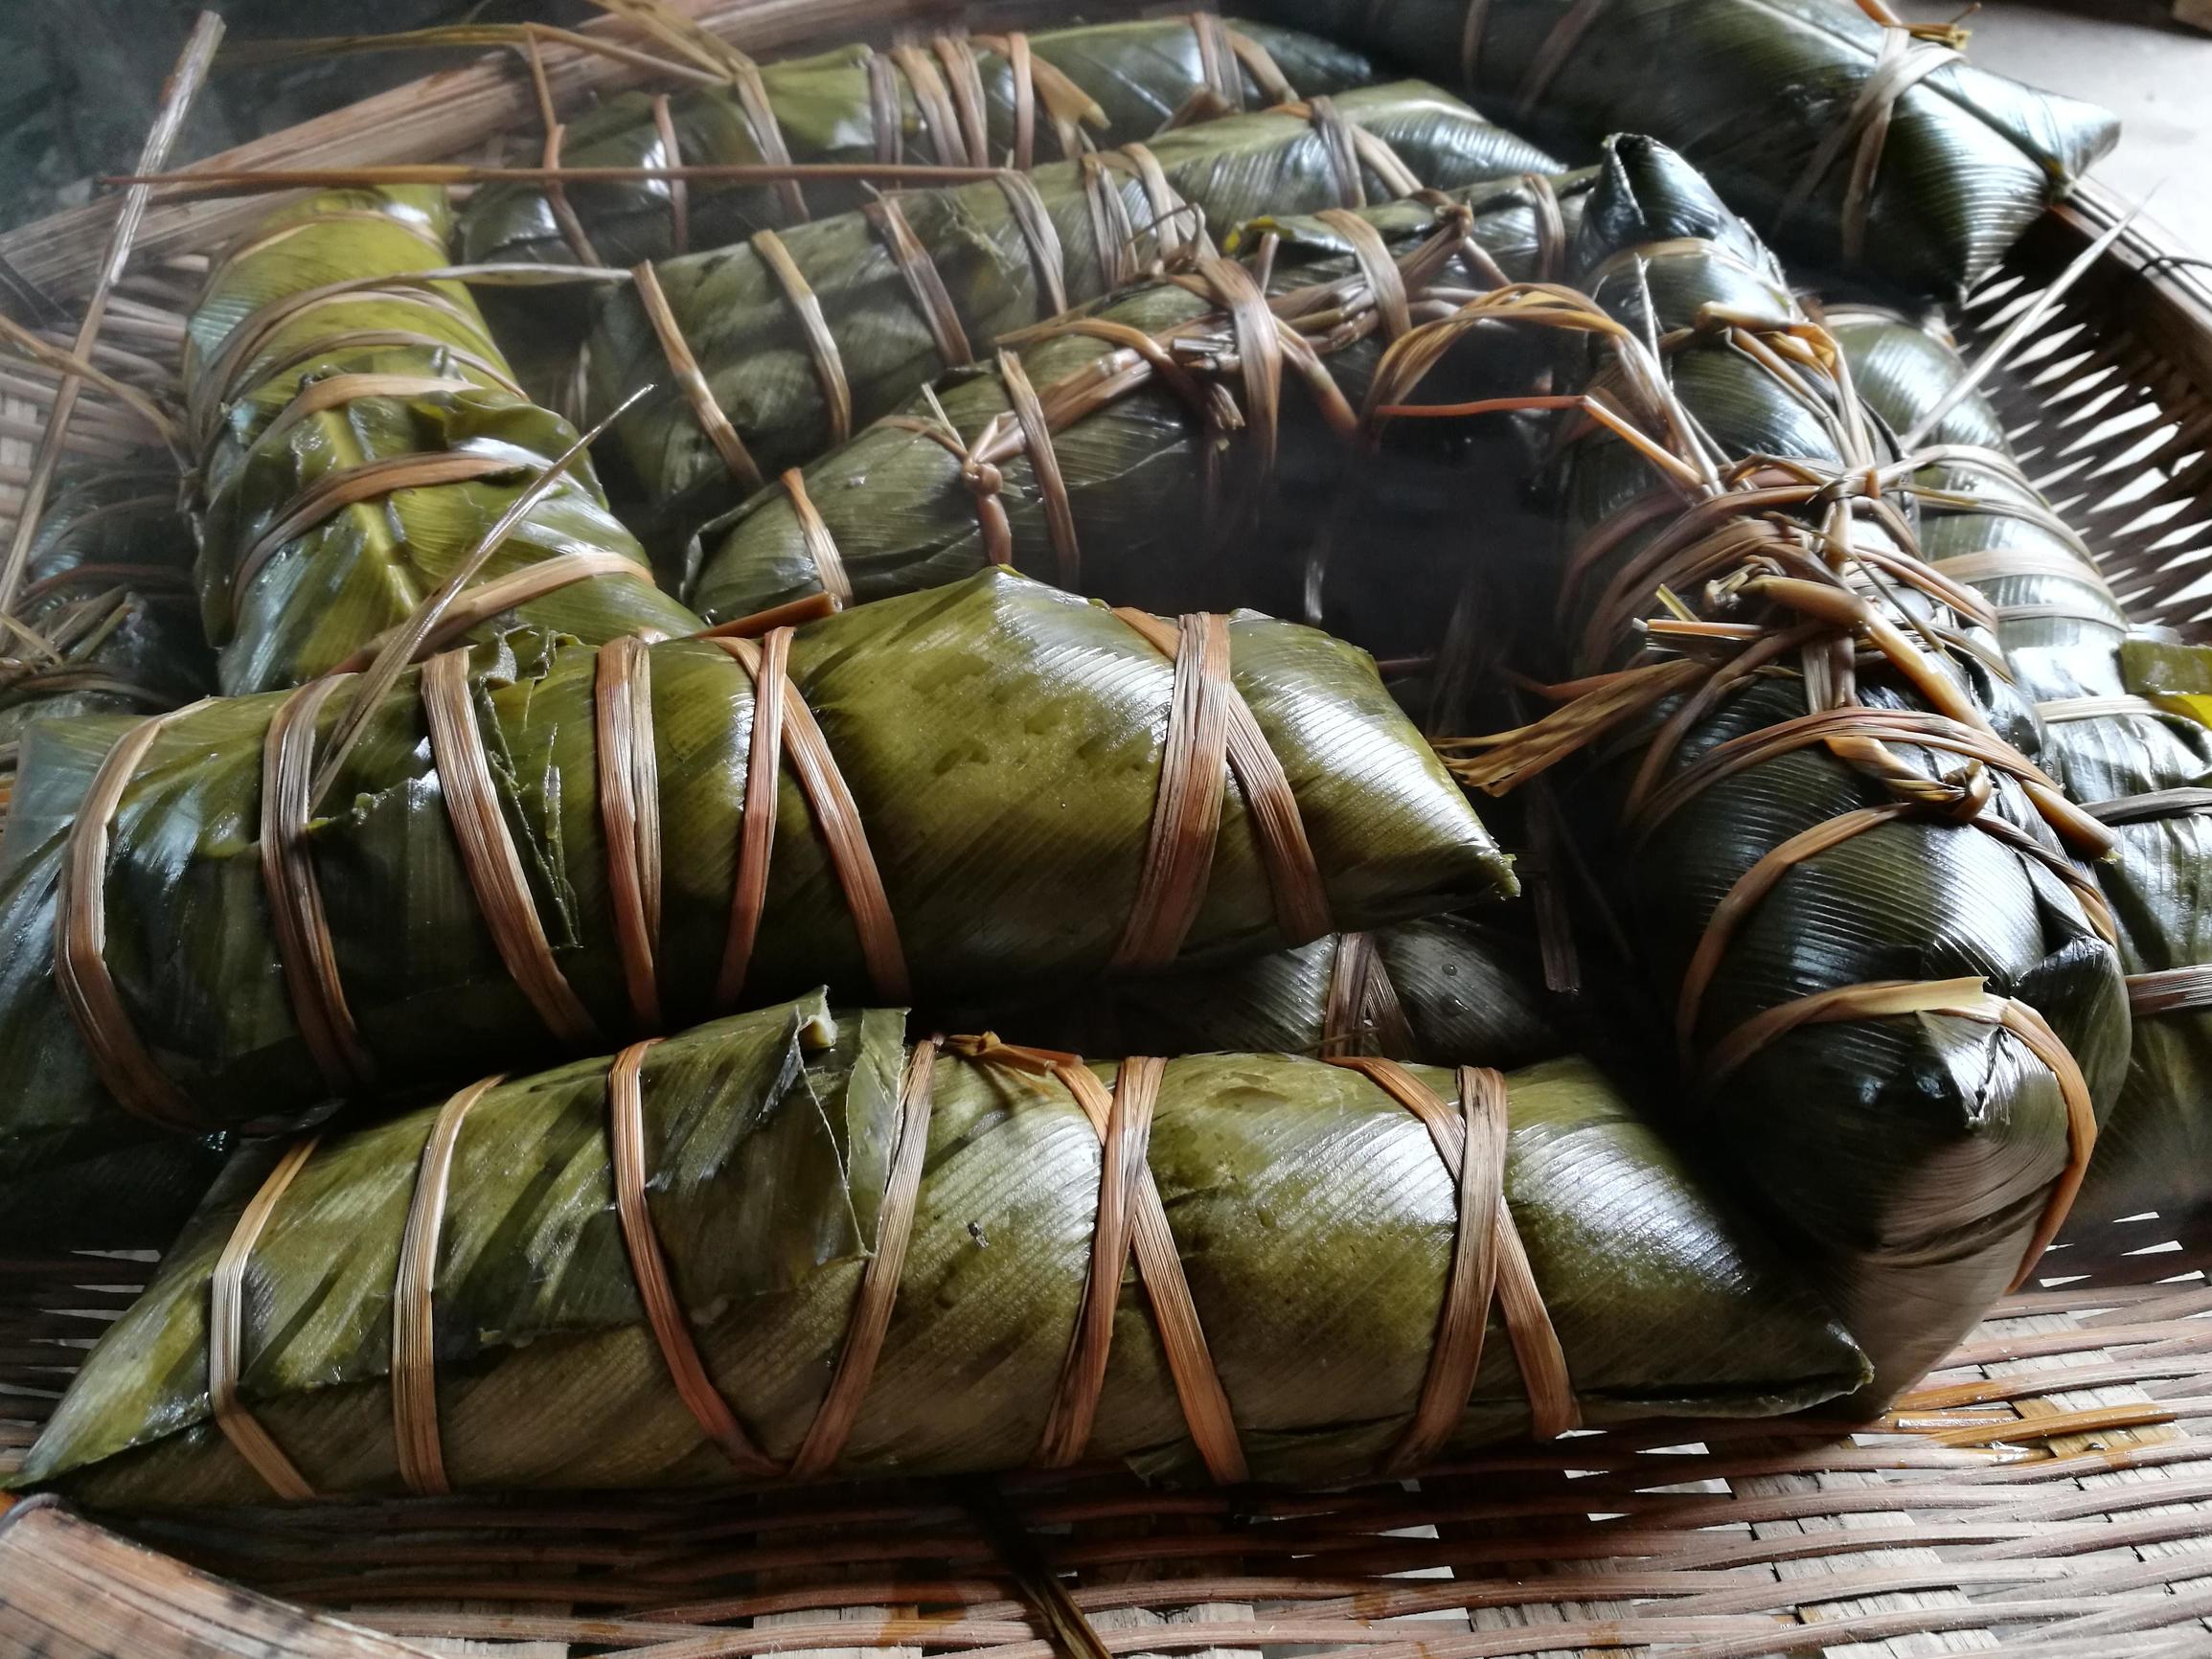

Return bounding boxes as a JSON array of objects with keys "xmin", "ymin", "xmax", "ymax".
[
  {"xmin": 931, "ymin": 34, "xmax": 992, "ymax": 173},
  {"xmin": 779, "ymin": 469, "xmax": 854, "ymax": 609},
  {"xmin": 421, "ymin": 648, "xmax": 603, "ymax": 1047},
  {"xmin": 891, "ymin": 43, "xmax": 971, "ymax": 170},
  {"xmin": 715, "ymin": 624, "xmax": 787, "ymax": 1008},
  {"xmin": 993, "ymin": 171, "xmax": 1070, "ymax": 321},
  {"xmin": 633, "ymin": 261, "xmax": 763, "ymax": 492},
  {"xmin": 996, "ymin": 349, "xmax": 1080, "ymax": 588},
  {"xmin": 1676, "ymin": 801, "xmax": 1944, "ymax": 1055},
  {"xmin": 2087, "ymin": 786, "xmax": 2212, "ymax": 825},
  {"xmin": 865, "ymin": 50, "xmax": 904, "ymax": 166},
  {"xmin": 215, "ymin": 209, "xmax": 451, "ymax": 272},
  {"xmin": 232, "ymin": 453, "xmax": 524, "ymax": 602},
  {"xmin": 392, "ymin": 1075, "xmax": 500, "ymax": 1496},
  {"xmin": 689, "ymin": 592, "xmax": 839, "ymax": 640},
  {"xmin": 1028, "ymin": 1049, "xmax": 1137, "ymax": 1468},
  {"xmin": 1112, "ymin": 615, "xmax": 1233, "ymax": 970},
  {"xmin": 2127, "ymin": 966, "xmax": 2212, "ymax": 1017},
  {"xmin": 1332, "ymin": 1057, "xmax": 1580, "ymax": 1462},
  {"xmin": 2038, "ymin": 693, "xmax": 2170, "ymax": 725},
  {"xmin": 650, "ymin": 94, "xmax": 691, "ymax": 257},
  {"xmin": 751, "ymin": 228, "xmax": 852, "ymax": 446},
  {"xmin": 1778, "ymin": 25, "xmax": 1963, "ymax": 261},
  {"xmin": 16, "ymin": 560, "xmax": 190, "ymax": 602},
  {"xmin": 595, "ymin": 637, "xmax": 663, "ymax": 1033},
  {"xmin": 1997, "ymin": 602, "xmax": 2122, "ymax": 627},
  {"xmin": 1191, "ymin": 11, "xmax": 1243, "ymax": 111},
  {"xmin": 878, "ymin": 409, "xmax": 1015, "ymax": 568},
  {"xmin": 1512, "ymin": 0, "xmax": 1607, "ymax": 115},
  {"xmin": 1630, "ymin": 704, "xmax": 2078, "ymax": 841},
  {"xmin": 1522, "ymin": 171, "xmax": 1568, "ymax": 284},
  {"xmin": 1104, "ymin": 1054, "xmax": 1246, "ymax": 1482},
  {"xmin": 1700, "ymin": 977, "xmax": 2097, "ymax": 1291},
  {"xmin": 1322, "ymin": 931, "xmax": 1415, "ymax": 1058},
  {"xmin": 1080, "ymin": 153, "xmax": 1141, "ymax": 292},
  {"xmin": 866, "ymin": 195, "xmax": 973, "ymax": 369},
  {"xmin": 727, "ymin": 53, "xmax": 808, "ymax": 223},
  {"xmin": 0, "ymin": 670, "xmax": 170, "ymax": 707},
  {"xmin": 1203, "ymin": 257, "xmax": 1285, "ymax": 474},
  {"xmin": 198, "ymin": 276, "xmax": 496, "ymax": 433},
  {"xmin": 787, "ymin": 1036, "xmax": 941, "ymax": 1480},
  {"xmin": 329, "ymin": 549, "xmax": 654, "ymax": 674},
  {"xmin": 1113, "ymin": 143, "xmax": 1209, "ymax": 267},
  {"xmin": 712, "ymin": 628, "xmax": 909, "ymax": 1002},
  {"xmin": 964, "ymin": 1039, "xmax": 1247, "ymax": 1481},
  {"xmin": 605, "ymin": 1038, "xmax": 783, "ymax": 1477},
  {"xmin": 529, "ymin": 35, "xmax": 602, "ymax": 269},
  {"xmin": 56, "ymin": 704, "xmax": 204, "ymax": 1130},
  {"xmin": 209, "ymin": 1137, "xmax": 321, "ymax": 1501},
  {"xmin": 258, "ymin": 373, "xmax": 483, "ymax": 449},
  {"xmin": 230, "ymin": 330, "xmax": 523, "ymax": 434},
  {"xmin": 1920, "ymin": 546, "xmax": 2106, "ymax": 597},
  {"xmin": 1315, "ymin": 209, "xmax": 1411, "ymax": 340},
  {"xmin": 1223, "ymin": 18, "xmax": 1295, "ymax": 103},
  {"xmin": 260, "ymin": 674, "xmax": 374, "ymax": 1096},
  {"xmin": 1003, "ymin": 30, "xmax": 1038, "ymax": 170},
  {"xmin": 1117, "ymin": 607, "xmax": 1333, "ymax": 950},
  {"xmin": 1305, "ymin": 99, "xmax": 1366, "ymax": 210},
  {"xmin": 1456, "ymin": 0, "xmax": 1493, "ymax": 87}
]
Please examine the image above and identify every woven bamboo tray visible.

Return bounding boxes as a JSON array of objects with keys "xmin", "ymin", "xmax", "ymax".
[{"xmin": 3, "ymin": 4, "xmax": 2212, "ymax": 1654}]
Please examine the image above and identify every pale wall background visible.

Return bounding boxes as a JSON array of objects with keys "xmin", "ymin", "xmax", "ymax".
[{"xmin": 1972, "ymin": 0, "xmax": 2212, "ymax": 256}]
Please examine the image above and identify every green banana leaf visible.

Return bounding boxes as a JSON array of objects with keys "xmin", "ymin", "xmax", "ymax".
[
  {"xmin": 0, "ymin": 463, "xmax": 214, "ymax": 784},
  {"xmin": 959, "ymin": 912, "xmax": 1562, "ymax": 1067},
  {"xmin": 686, "ymin": 171, "xmax": 1588, "ymax": 652},
  {"xmin": 0, "ymin": 715, "xmax": 230, "ymax": 1249},
  {"xmin": 1831, "ymin": 308, "xmax": 2212, "ymax": 1238},
  {"xmin": 1249, "ymin": 0, "xmax": 2118, "ymax": 299},
  {"xmin": 1449, "ymin": 138, "xmax": 2128, "ymax": 1401},
  {"xmin": 586, "ymin": 81, "xmax": 1560, "ymax": 546},
  {"xmin": 457, "ymin": 17, "xmax": 1385, "ymax": 271},
  {"xmin": 20, "ymin": 988, "xmax": 1867, "ymax": 1505},
  {"xmin": 0, "ymin": 568, "xmax": 1513, "ymax": 1246},
  {"xmin": 187, "ymin": 186, "xmax": 699, "ymax": 695}
]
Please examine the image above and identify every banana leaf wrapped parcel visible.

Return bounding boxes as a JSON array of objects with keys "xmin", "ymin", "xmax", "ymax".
[
  {"xmin": 1831, "ymin": 309, "xmax": 2212, "ymax": 1236},
  {"xmin": 19, "ymin": 989, "xmax": 1868, "ymax": 1506},
  {"xmin": 586, "ymin": 82, "xmax": 1560, "ymax": 541},
  {"xmin": 187, "ymin": 186, "xmax": 698, "ymax": 695},
  {"xmin": 1434, "ymin": 139, "xmax": 2127, "ymax": 1399},
  {"xmin": 0, "ymin": 569, "xmax": 1514, "ymax": 1246},
  {"xmin": 1249, "ymin": 0, "xmax": 2117, "ymax": 298},
  {"xmin": 686, "ymin": 171, "xmax": 1589, "ymax": 653},
  {"xmin": 458, "ymin": 15, "xmax": 1385, "ymax": 270},
  {"xmin": 0, "ymin": 463, "xmax": 213, "ymax": 784}
]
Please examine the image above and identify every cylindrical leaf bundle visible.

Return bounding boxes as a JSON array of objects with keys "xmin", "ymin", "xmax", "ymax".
[
  {"xmin": 0, "ymin": 568, "xmax": 1513, "ymax": 1244},
  {"xmin": 458, "ymin": 16, "xmax": 1384, "ymax": 270},
  {"xmin": 1439, "ymin": 139, "xmax": 2128, "ymax": 1399},
  {"xmin": 187, "ymin": 187, "xmax": 698, "ymax": 695},
  {"xmin": 20, "ymin": 989, "xmax": 1866, "ymax": 1506},
  {"xmin": 1248, "ymin": 0, "xmax": 2117, "ymax": 297},
  {"xmin": 1833, "ymin": 308, "xmax": 2212, "ymax": 1236},
  {"xmin": 687, "ymin": 173, "xmax": 1587, "ymax": 648},
  {"xmin": 587, "ymin": 82, "xmax": 1559, "ymax": 540},
  {"xmin": 0, "ymin": 463, "xmax": 213, "ymax": 786}
]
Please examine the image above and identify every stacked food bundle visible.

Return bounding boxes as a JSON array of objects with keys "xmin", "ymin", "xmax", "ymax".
[
  {"xmin": 0, "ymin": 463, "xmax": 212, "ymax": 794},
  {"xmin": 1827, "ymin": 308, "xmax": 2212, "ymax": 1236},
  {"xmin": 582, "ymin": 81, "xmax": 1560, "ymax": 549},
  {"xmin": 4, "ymin": 0, "xmax": 2169, "ymax": 1511}
]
